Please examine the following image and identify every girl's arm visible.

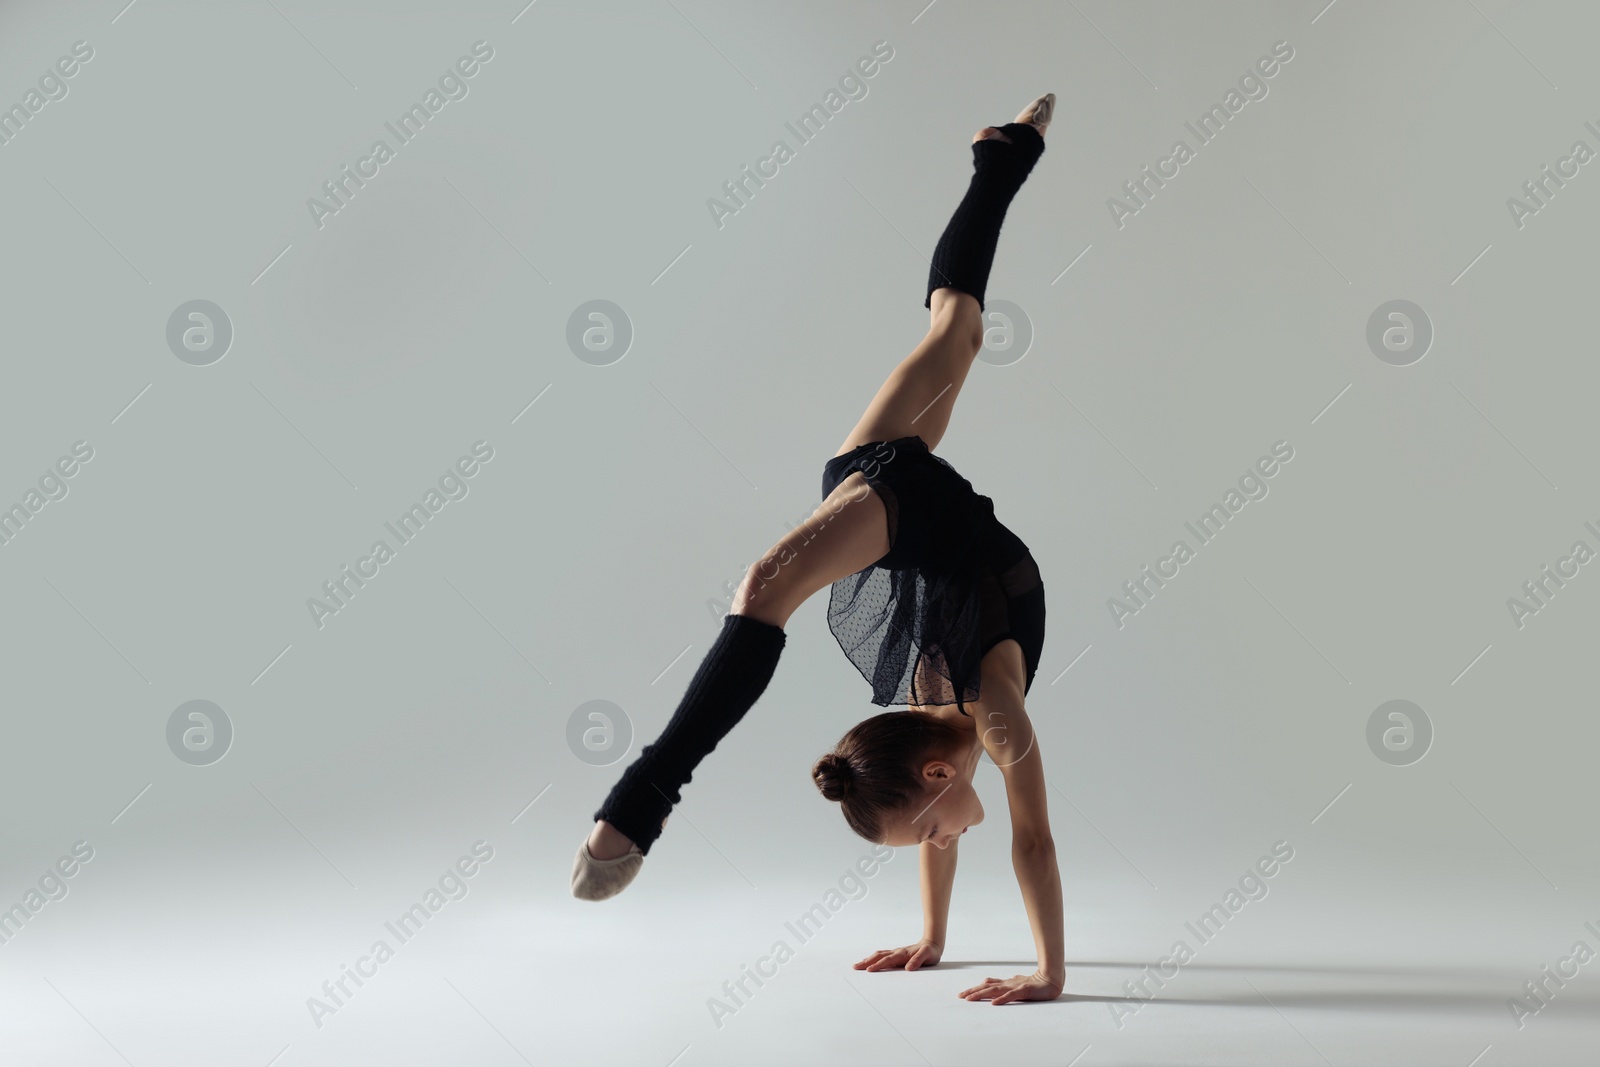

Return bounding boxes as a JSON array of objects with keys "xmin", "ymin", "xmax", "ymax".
[
  {"xmin": 920, "ymin": 837, "xmax": 959, "ymax": 949},
  {"xmin": 854, "ymin": 841, "xmax": 952, "ymax": 971},
  {"xmin": 909, "ymin": 687, "xmax": 960, "ymax": 951},
  {"xmin": 966, "ymin": 699, "xmax": 1065, "ymax": 1000}
]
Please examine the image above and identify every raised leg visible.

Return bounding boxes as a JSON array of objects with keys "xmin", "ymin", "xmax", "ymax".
[
  {"xmin": 836, "ymin": 95, "xmax": 1052, "ymax": 458},
  {"xmin": 834, "ymin": 290, "xmax": 984, "ymax": 457}
]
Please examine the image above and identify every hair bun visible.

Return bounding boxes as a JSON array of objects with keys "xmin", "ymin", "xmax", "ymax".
[{"xmin": 812, "ymin": 752, "xmax": 854, "ymax": 802}]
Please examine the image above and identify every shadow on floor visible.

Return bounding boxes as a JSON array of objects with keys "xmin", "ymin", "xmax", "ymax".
[{"xmin": 931, "ymin": 959, "xmax": 1600, "ymax": 1014}]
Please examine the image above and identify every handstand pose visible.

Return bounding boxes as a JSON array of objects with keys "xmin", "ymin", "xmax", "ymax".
[{"xmin": 574, "ymin": 94, "xmax": 1063, "ymax": 1006}]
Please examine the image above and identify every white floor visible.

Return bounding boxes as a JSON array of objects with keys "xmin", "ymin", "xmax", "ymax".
[{"xmin": 7, "ymin": 857, "xmax": 1595, "ymax": 1066}]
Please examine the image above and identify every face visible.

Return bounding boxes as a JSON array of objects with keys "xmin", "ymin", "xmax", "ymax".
[{"xmin": 883, "ymin": 754, "xmax": 985, "ymax": 849}]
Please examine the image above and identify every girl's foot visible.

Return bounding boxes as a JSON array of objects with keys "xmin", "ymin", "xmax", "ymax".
[
  {"xmin": 972, "ymin": 92, "xmax": 1054, "ymax": 144},
  {"xmin": 573, "ymin": 817, "xmax": 666, "ymax": 901},
  {"xmin": 587, "ymin": 816, "xmax": 668, "ymax": 859},
  {"xmin": 572, "ymin": 836, "xmax": 642, "ymax": 901},
  {"xmin": 585, "ymin": 818, "xmax": 642, "ymax": 860}
]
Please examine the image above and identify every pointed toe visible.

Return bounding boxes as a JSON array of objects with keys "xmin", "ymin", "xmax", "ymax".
[{"xmin": 1016, "ymin": 92, "xmax": 1055, "ymax": 131}]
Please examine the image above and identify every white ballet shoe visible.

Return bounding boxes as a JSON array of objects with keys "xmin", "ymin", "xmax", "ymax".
[
  {"xmin": 1015, "ymin": 92, "xmax": 1055, "ymax": 133},
  {"xmin": 974, "ymin": 93, "xmax": 1057, "ymax": 145},
  {"xmin": 570, "ymin": 839, "xmax": 644, "ymax": 901}
]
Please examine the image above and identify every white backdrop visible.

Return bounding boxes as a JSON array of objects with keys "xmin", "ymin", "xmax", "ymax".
[{"xmin": 1, "ymin": 1, "xmax": 1596, "ymax": 1063}]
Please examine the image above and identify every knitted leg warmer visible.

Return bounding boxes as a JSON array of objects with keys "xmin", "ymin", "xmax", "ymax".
[
  {"xmin": 594, "ymin": 612, "xmax": 786, "ymax": 855},
  {"xmin": 924, "ymin": 122, "xmax": 1046, "ymax": 312}
]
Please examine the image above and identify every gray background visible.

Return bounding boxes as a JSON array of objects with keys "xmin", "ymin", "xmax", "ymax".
[{"xmin": 1, "ymin": 0, "xmax": 1597, "ymax": 1063}]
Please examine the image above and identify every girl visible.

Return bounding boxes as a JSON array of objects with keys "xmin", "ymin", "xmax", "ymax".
[{"xmin": 574, "ymin": 94, "xmax": 1063, "ymax": 1006}]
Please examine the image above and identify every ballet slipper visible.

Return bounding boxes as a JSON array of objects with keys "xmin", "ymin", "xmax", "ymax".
[
  {"xmin": 570, "ymin": 839, "xmax": 644, "ymax": 901},
  {"xmin": 1015, "ymin": 92, "xmax": 1054, "ymax": 132},
  {"xmin": 975, "ymin": 93, "xmax": 1055, "ymax": 145}
]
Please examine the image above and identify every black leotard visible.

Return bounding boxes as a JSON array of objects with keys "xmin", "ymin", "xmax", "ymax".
[{"xmin": 820, "ymin": 435, "xmax": 1045, "ymax": 715}]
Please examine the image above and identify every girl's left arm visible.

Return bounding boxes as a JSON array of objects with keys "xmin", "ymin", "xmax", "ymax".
[{"xmin": 978, "ymin": 701, "xmax": 1065, "ymax": 993}]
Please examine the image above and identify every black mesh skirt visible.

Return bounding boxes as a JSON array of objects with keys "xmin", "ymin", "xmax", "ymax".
[{"xmin": 820, "ymin": 435, "xmax": 1045, "ymax": 712}]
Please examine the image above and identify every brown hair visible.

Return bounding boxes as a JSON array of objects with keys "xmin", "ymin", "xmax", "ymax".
[{"xmin": 812, "ymin": 710, "xmax": 967, "ymax": 843}]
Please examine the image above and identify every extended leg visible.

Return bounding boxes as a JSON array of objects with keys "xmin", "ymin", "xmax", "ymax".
[
  {"xmin": 578, "ymin": 472, "xmax": 891, "ymax": 890},
  {"xmin": 923, "ymin": 119, "xmax": 1047, "ymax": 314},
  {"xmin": 835, "ymin": 292, "xmax": 984, "ymax": 456},
  {"xmin": 837, "ymin": 95, "xmax": 1053, "ymax": 456}
]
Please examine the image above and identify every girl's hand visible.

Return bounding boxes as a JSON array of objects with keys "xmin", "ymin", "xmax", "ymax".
[
  {"xmin": 854, "ymin": 939, "xmax": 943, "ymax": 972},
  {"xmin": 958, "ymin": 970, "xmax": 1063, "ymax": 1004}
]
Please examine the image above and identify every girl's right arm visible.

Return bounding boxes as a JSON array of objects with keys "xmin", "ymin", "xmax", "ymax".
[
  {"xmin": 919, "ymin": 837, "xmax": 958, "ymax": 951},
  {"xmin": 854, "ymin": 839, "xmax": 956, "ymax": 971}
]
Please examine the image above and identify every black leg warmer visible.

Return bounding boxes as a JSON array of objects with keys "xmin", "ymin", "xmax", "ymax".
[
  {"xmin": 594, "ymin": 612, "xmax": 787, "ymax": 855},
  {"xmin": 924, "ymin": 122, "xmax": 1047, "ymax": 312}
]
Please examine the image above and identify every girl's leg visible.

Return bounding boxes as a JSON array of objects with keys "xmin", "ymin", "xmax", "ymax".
[
  {"xmin": 836, "ymin": 96, "xmax": 1052, "ymax": 457},
  {"xmin": 585, "ymin": 471, "xmax": 892, "ymax": 866},
  {"xmin": 729, "ymin": 469, "xmax": 892, "ymax": 628},
  {"xmin": 834, "ymin": 289, "xmax": 984, "ymax": 456}
]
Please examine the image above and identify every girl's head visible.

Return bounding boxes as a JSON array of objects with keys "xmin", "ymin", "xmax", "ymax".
[{"xmin": 812, "ymin": 710, "xmax": 984, "ymax": 848}]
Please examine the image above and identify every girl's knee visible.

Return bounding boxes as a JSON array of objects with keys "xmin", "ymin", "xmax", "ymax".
[
  {"xmin": 929, "ymin": 289, "xmax": 983, "ymax": 349},
  {"xmin": 732, "ymin": 554, "xmax": 800, "ymax": 627}
]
